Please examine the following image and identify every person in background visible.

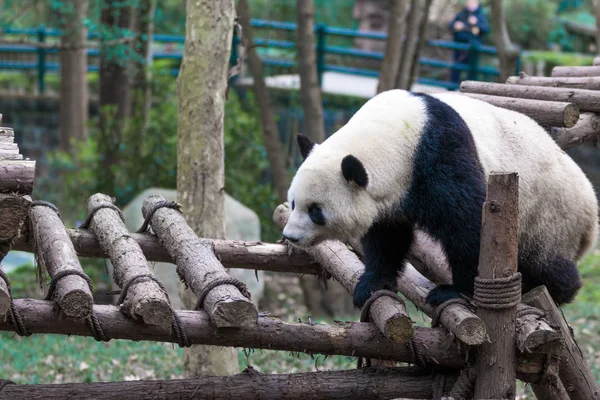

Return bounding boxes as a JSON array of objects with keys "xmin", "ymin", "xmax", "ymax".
[{"xmin": 448, "ymin": 0, "xmax": 489, "ymax": 84}]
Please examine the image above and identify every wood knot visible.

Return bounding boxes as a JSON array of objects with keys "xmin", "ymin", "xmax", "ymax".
[{"xmin": 488, "ymin": 201, "xmax": 501, "ymax": 213}]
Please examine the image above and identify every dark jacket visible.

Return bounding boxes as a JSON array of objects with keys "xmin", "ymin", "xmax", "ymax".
[{"xmin": 448, "ymin": 6, "xmax": 489, "ymax": 44}]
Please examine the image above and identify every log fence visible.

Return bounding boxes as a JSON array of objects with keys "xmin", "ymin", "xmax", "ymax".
[{"xmin": 0, "ymin": 81, "xmax": 599, "ymax": 399}]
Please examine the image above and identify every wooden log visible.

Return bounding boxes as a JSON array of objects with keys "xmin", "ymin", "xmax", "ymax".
[
  {"xmin": 0, "ymin": 366, "xmax": 458, "ymax": 400},
  {"xmin": 274, "ymin": 204, "xmax": 413, "ymax": 343},
  {"xmin": 86, "ymin": 194, "xmax": 172, "ymax": 326},
  {"xmin": 459, "ymin": 93, "xmax": 580, "ymax": 128},
  {"xmin": 515, "ymin": 304, "xmax": 561, "ymax": 353},
  {"xmin": 0, "ymin": 160, "xmax": 35, "ymax": 195},
  {"xmin": 531, "ymin": 350, "xmax": 571, "ymax": 400},
  {"xmin": 408, "ymin": 231, "xmax": 452, "ymax": 285},
  {"xmin": 13, "ymin": 230, "xmax": 321, "ymax": 275},
  {"xmin": 0, "ymin": 126, "xmax": 14, "ymax": 143},
  {"xmin": 1, "ymin": 298, "xmax": 466, "ymax": 368},
  {"xmin": 507, "ymin": 72, "xmax": 600, "ymax": 91},
  {"xmin": 29, "ymin": 203, "xmax": 93, "ymax": 319},
  {"xmin": 523, "ymin": 286, "xmax": 600, "ymax": 400},
  {"xmin": 142, "ymin": 195, "xmax": 257, "ymax": 328},
  {"xmin": 273, "ymin": 204, "xmax": 488, "ymax": 346},
  {"xmin": 474, "ymin": 172, "xmax": 520, "ymax": 400},
  {"xmin": 552, "ymin": 65, "xmax": 600, "ymax": 77},
  {"xmin": 461, "ymin": 81, "xmax": 600, "ymax": 113},
  {"xmin": 549, "ymin": 112, "xmax": 600, "ymax": 149},
  {"xmin": 0, "ymin": 264, "xmax": 10, "ymax": 316}
]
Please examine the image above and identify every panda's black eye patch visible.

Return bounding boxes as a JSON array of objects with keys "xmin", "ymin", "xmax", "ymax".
[
  {"xmin": 291, "ymin": 200, "xmax": 295, "ymax": 210},
  {"xmin": 308, "ymin": 203, "xmax": 325, "ymax": 225}
]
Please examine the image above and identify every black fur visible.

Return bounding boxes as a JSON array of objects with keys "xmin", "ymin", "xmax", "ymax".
[
  {"xmin": 342, "ymin": 155, "xmax": 369, "ymax": 187},
  {"xmin": 353, "ymin": 219, "xmax": 414, "ymax": 308},
  {"xmin": 297, "ymin": 134, "xmax": 315, "ymax": 160},
  {"xmin": 353, "ymin": 92, "xmax": 487, "ymax": 308},
  {"xmin": 351, "ymin": 92, "xmax": 583, "ymax": 309}
]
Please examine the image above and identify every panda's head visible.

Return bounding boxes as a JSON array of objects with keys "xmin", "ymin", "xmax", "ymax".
[{"xmin": 283, "ymin": 134, "xmax": 379, "ymax": 249}]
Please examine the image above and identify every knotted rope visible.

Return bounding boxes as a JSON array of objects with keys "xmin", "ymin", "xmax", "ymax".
[
  {"xmin": 0, "ymin": 269, "xmax": 30, "ymax": 337},
  {"xmin": 193, "ymin": 276, "xmax": 252, "ymax": 311},
  {"xmin": 136, "ymin": 200, "xmax": 181, "ymax": 233},
  {"xmin": 473, "ymin": 273, "xmax": 522, "ymax": 309},
  {"xmin": 79, "ymin": 203, "xmax": 125, "ymax": 229},
  {"xmin": 112, "ymin": 273, "xmax": 191, "ymax": 348}
]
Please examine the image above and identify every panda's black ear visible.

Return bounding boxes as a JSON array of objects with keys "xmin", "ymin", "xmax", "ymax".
[
  {"xmin": 297, "ymin": 134, "xmax": 315, "ymax": 160},
  {"xmin": 341, "ymin": 155, "xmax": 368, "ymax": 188}
]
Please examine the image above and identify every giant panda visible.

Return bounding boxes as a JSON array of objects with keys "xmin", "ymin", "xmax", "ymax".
[{"xmin": 283, "ymin": 89, "xmax": 599, "ymax": 308}]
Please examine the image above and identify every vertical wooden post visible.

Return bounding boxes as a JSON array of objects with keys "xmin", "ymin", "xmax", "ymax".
[{"xmin": 473, "ymin": 172, "xmax": 520, "ymax": 399}]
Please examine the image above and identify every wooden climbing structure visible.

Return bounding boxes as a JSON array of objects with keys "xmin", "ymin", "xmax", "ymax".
[{"xmin": 0, "ymin": 109, "xmax": 598, "ymax": 399}]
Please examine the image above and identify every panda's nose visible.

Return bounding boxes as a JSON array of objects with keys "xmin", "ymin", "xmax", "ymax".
[{"xmin": 283, "ymin": 234, "xmax": 299, "ymax": 243}]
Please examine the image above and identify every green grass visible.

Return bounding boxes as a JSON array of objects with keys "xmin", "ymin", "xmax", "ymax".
[{"xmin": 2, "ymin": 251, "xmax": 600, "ymax": 393}]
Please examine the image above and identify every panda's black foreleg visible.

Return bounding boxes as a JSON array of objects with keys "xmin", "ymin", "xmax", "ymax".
[{"xmin": 353, "ymin": 219, "xmax": 414, "ymax": 309}]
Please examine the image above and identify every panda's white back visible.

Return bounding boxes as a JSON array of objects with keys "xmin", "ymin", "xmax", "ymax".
[{"xmin": 432, "ymin": 92, "xmax": 598, "ymax": 260}]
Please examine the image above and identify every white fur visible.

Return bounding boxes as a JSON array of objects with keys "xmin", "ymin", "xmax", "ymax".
[{"xmin": 284, "ymin": 89, "xmax": 599, "ymax": 262}]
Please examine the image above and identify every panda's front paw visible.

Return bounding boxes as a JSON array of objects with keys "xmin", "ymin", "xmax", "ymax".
[
  {"xmin": 426, "ymin": 284, "xmax": 461, "ymax": 306},
  {"xmin": 353, "ymin": 273, "xmax": 390, "ymax": 309}
]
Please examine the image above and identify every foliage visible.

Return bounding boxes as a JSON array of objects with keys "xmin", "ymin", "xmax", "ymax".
[{"xmin": 503, "ymin": 0, "xmax": 559, "ymax": 50}]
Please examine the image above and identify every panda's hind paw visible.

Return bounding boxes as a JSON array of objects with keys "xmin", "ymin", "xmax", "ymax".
[{"xmin": 426, "ymin": 284, "xmax": 461, "ymax": 307}]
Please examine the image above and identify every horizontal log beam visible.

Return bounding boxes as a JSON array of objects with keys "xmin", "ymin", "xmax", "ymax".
[
  {"xmin": 0, "ymin": 367, "xmax": 457, "ymax": 400},
  {"xmin": 12, "ymin": 231, "xmax": 321, "ymax": 275},
  {"xmin": 549, "ymin": 112, "xmax": 600, "ymax": 149},
  {"xmin": 507, "ymin": 72, "xmax": 600, "ymax": 91},
  {"xmin": 1, "ymin": 298, "xmax": 465, "ymax": 368},
  {"xmin": 461, "ymin": 81, "xmax": 600, "ymax": 113},
  {"xmin": 0, "ymin": 160, "xmax": 35, "ymax": 195},
  {"xmin": 459, "ymin": 93, "xmax": 579, "ymax": 128},
  {"xmin": 552, "ymin": 66, "xmax": 600, "ymax": 77}
]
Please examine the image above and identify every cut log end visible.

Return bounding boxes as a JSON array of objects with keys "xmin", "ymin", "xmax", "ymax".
[
  {"xmin": 564, "ymin": 104, "xmax": 581, "ymax": 128},
  {"xmin": 440, "ymin": 306, "xmax": 488, "ymax": 346},
  {"xmin": 383, "ymin": 314, "xmax": 414, "ymax": 343},
  {"xmin": 210, "ymin": 298, "xmax": 259, "ymax": 328},
  {"xmin": 370, "ymin": 296, "xmax": 413, "ymax": 343},
  {"xmin": 60, "ymin": 290, "xmax": 94, "ymax": 319},
  {"xmin": 132, "ymin": 298, "xmax": 174, "ymax": 326}
]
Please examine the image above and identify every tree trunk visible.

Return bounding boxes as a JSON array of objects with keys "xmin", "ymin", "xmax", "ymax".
[
  {"xmin": 59, "ymin": 0, "xmax": 89, "ymax": 151},
  {"xmin": 177, "ymin": 0, "xmax": 238, "ymax": 377},
  {"xmin": 377, "ymin": 0, "xmax": 409, "ymax": 93},
  {"xmin": 490, "ymin": 0, "xmax": 519, "ymax": 81},
  {"xmin": 236, "ymin": 0, "xmax": 289, "ymax": 202},
  {"xmin": 594, "ymin": 0, "xmax": 600, "ymax": 55},
  {"xmin": 132, "ymin": 0, "xmax": 156, "ymax": 136},
  {"xmin": 406, "ymin": 0, "xmax": 432, "ymax": 89},
  {"xmin": 98, "ymin": 0, "xmax": 134, "ymax": 195},
  {"xmin": 395, "ymin": 0, "xmax": 428, "ymax": 90},
  {"xmin": 296, "ymin": 0, "xmax": 325, "ymax": 144}
]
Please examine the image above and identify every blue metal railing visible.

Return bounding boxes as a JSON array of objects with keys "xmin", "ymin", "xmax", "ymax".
[{"xmin": 0, "ymin": 19, "xmax": 518, "ymax": 93}]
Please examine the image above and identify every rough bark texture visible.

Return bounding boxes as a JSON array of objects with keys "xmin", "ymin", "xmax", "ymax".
[
  {"xmin": 0, "ymin": 160, "xmax": 36, "ymax": 195},
  {"xmin": 0, "ymin": 367, "xmax": 458, "ymax": 400},
  {"xmin": 461, "ymin": 80, "xmax": 600, "ymax": 112},
  {"xmin": 460, "ymin": 93, "xmax": 580, "ymax": 128},
  {"xmin": 0, "ymin": 299, "xmax": 466, "ymax": 368},
  {"xmin": 532, "ymin": 376, "xmax": 571, "ymax": 400},
  {"xmin": 0, "ymin": 194, "xmax": 30, "ymax": 242},
  {"xmin": 236, "ymin": 0, "xmax": 289, "ymax": 202},
  {"xmin": 396, "ymin": 0, "xmax": 428, "ymax": 89},
  {"xmin": 523, "ymin": 286, "xmax": 600, "ymax": 400},
  {"xmin": 296, "ymin": 0, "xmax": 325, "ymax": 144},
  {"xmin": 86, "ymin": 194, "xmax": 172, "ymax": 325},
  {"xmin": 273, "ymin": 204, "xmax": 413, "ymax": 343},
  {"xmin": 176, "ymin": 0, "xmax": 238, "ymax": 377},
  {"xmin": 142, "ymin": 195, "xmax": 257, "ymax": 329},
  {"xmin": 474, "ymin": 172, "xmax": 520, "ymax": 400},
  {"xmin": 490, "ymin": 0, "xmax": 520, "ymax": 81},
  {"xmin": 377, "ymin": 0, "xmax": 409, "ymax": 93},
  {"xmin": 549, "ymin": 112, "xmax": 600, "ymax": 149},
  {"xmin": 273, "ymin": 204, "xmax": 489, "ymax": 345},
  {"xmin": 406, "ymin": 0, "xmax": 433, "ymax": 89},
  {"xmin": 515, "ymin": 304, "xmax": 561, "ymax": 353},
  {"xmin": 552, "ymin": 66, "xmax": 600, "ymax": 77},
  {"xmin": 29, "ymin": 204, "xmax": 93, "ymax": 319},
  {"xmin": 59, "ymin": 0, "xmax": 89, "ymax": 150},
  {"xmin": 0, "ymin": 265, "xmax": 9, "ymax": 316},
  {"xmin": 13, "ymin": 231, "xmax": 320, "ymax": 275},
  {"xmin": 507, "ymin": 72, "xmax": 600, "ymax": 91}
]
